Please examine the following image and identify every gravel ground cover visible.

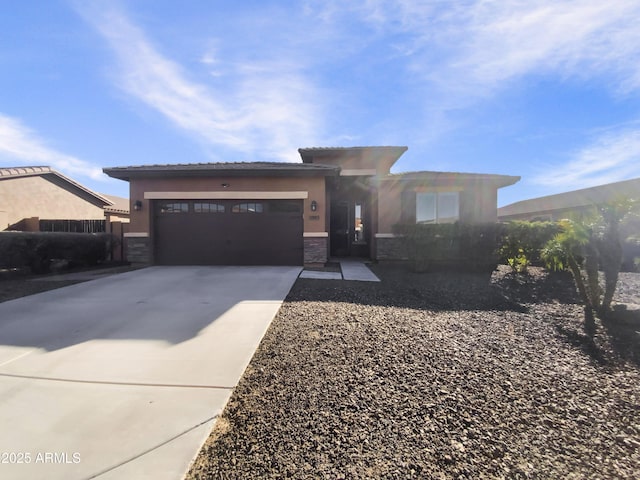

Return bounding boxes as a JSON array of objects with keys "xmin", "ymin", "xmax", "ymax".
[{"xmin": 190, "ymin": 264, "xmax": 640, "ymax": 479}]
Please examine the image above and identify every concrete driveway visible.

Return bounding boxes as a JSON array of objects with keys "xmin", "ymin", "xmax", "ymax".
[{"xmin": 0, "ymin": 266, "xmax": 301, "ymax": 480}]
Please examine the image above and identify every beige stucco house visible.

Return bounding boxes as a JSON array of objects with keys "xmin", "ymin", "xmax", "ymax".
[
  {"xmin": 104, "ymin": 146, "xmax": 519, "ymax": 265},
  {"xmin": 0, "ymin": 166, "xmax": 128, "ymax": 232},
  {"xmin": 498, "ymin": 177, "xmax": 640, "ymax": 222}
]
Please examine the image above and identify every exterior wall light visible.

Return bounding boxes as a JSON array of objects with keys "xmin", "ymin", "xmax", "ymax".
[
  {"xmin": 221, "ymin": 183, "xmax": 230, "ymax": 188},
  {"xmin": 310, "ymin": 200, "xmax": 318, "ymax": 211},
  {"xmin": 134, "ymin": 200, "xmax": 143, "ymax": 211}
]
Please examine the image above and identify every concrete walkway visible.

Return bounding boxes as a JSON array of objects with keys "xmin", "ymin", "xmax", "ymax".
[
  {"xmin": 298, "ymin": 259, "xmax": 380, "ymax": 282},
  {"xmin": 298, "ymin": 270, "xmax": 343, "ymax": 280},
  {"xmin": 0, "ymin": 266, "xmax": 300, "ymax": 480},
  {"xmin": 339, "ymin": 259, "xmax": 380, "ymax": 282}
]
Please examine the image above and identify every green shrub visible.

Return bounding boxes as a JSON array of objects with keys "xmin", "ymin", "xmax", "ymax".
[
  {"xmin": 393, "ymin": 223, "xmax": 503, "ymax": 273},
  {"xmin": 540, "ymin": 199, "xmax": 636, "ymax": 328},
  {"xmin": 499, "ymin": 221, "xmax": 559, "ymax": 273},
  {"xmin": 0, "ymin": 232, "xmax": 114, "ymax": 273}
]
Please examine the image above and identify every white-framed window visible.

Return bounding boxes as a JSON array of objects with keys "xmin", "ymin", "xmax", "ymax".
[{"xmin": 416, "ymin": 192, "xmax": 459, "ymax": 224}]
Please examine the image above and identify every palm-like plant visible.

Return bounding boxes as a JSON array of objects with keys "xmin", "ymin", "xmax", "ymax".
[
  {"xmin": 542, "ymin": 218, "xmax": 599, "ymax": 322},
  {"xmin": 541, "ymin": 199, "xmax": 636, "ymax": 335}
]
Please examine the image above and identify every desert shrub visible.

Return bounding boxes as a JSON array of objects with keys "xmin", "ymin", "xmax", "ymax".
[
  {"xmin": 0, "ymin": 232, "xmax": 114, "ymax": 273},
  {"xmin": 541, "ymin": 199, "xmax": 636, "ymax": 331},
  {"xmin": 393, "ymin": 223, "xmax": 503, "ymax": 273},
  {"xmin": 499, "ymin": 221, "xmax": 559, "ymax": 273}
]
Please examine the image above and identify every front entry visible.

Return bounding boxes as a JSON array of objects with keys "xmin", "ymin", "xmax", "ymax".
[
  {"xmin": 329, "ymin": 177, "xmax": 372, "ymax": 258},
  {"xmin": 330, "ymin": 201, "xmax": 349, "ymax": 256}
]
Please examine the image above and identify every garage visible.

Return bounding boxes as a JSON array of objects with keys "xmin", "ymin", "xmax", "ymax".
[
  {"xmin": 154, "ymin": 199, "xmax": 303, "ymax": 265},
  {"xmin": 102, "ymin": 161, "xmax": 338, "ymax": 265}
]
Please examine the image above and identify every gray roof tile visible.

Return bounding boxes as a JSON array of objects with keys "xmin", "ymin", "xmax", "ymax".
[{"xmin": 103, "ymin": 161, "xmax": 339, "ymax": 180}]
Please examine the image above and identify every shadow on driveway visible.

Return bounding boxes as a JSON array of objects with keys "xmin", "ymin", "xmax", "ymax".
[{"xmin": 0, "ymin": 266, "xmax": 300, "ymax": 351}]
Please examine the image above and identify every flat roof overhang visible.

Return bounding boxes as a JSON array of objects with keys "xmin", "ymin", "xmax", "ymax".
[
  {"xmin": 381, "ymin": 171, "xmax": 521, "ymax": 189},
  {"xmin": 103, "ymin": 162, "xmax": 340, "ymax": 182},
  {"xmin": 299, "ymin": 146, "xmax": 408, "ymax": 159},
  {"xmin": 298, "ymin": 146, "xmax": 408, "ymax": 174}
]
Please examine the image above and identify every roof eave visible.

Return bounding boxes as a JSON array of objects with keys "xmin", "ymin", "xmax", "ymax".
[
  {"xmin": 104, "ymin": 207, "xmax": 130, "ymax": 215},
  {"xmin": 298, "ymin": 146, "xmax": 408, "ymax": 164},
  {"xmin": 382, "ymin": 173, "xmax": 521, "ymax": 188},
  {"xmin": 102, "ymin": 166, "xmax": 340, "ymax": 181}
]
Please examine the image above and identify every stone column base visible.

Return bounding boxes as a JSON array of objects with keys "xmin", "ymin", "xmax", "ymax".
[
  {"xmin": 375, "ymin": 235, "xmax": 407, "ymax": 261},
  {"xmin": 125, "ymin": 237, "xmax": 151, "ymax": 264},
  {"xmin": 304, "ymin": 237, "xmax": 328, "ymax": 264}
]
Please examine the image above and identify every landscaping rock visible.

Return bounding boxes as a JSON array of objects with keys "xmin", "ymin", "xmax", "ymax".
[{"xmin": 187, "ymin": 265, "xmax": 640, "ymax": 479}]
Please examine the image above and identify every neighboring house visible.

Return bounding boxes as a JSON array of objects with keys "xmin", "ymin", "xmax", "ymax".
[
  {"xmin": 102, "ymin": 194, "xmax": 131, "ymax": 224},
  {"xmin": 0, "ymin": 166, "xmax": 129, "ymax": 232},
  {"xmin": 103, "ymin": 146, "xmax": 519, "ymax": 266},
  {"xmin": 498, "ymin": 177, "xmax": 640, "ymax": 222}
]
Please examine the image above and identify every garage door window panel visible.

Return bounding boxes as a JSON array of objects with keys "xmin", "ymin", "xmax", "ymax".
[
  {"xmin": 232, "ymin": 202, "xmax": 263, "ymax": 213},
  {"xmin": 194, "ymin": 202, "xmax": 225, "ymax": 213},
  {"xmin": 159, "ymin": 202, "xmax": 189, "ymax": 213}
]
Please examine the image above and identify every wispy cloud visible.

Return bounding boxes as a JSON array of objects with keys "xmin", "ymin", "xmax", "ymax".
[
  {"xmin": 318, "ymin": 0, "xmax": 640, "ymax": 98},
  {"xmin": 71, "ymin": 0, "xmax": 640, "ymax": 183},
  {"xmin": 297, "ymin": 0, "xmax": 640, "ymax": 158},
  {"xmin": 532, "ymin": 127, "xmax": 640, "ymax": 189},
  {"xmin": 446, "ymin": 0, "xmax": 640, "ymax": 97},
  {"xmin": 305, "ymin": 0, "xmax": 640, "ymax": 181},
  {"xmin": 0, "ymin": 114, "xmax": 103, "ymax": 179},
  {"xmin": 76, "ymin": 4, "xmax": 323, "ymax": 161}
]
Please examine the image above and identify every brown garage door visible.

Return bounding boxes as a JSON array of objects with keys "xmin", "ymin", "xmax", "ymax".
[{"xmin": 154, "ymin": 200, "xmax": 303, "ymax": 265}]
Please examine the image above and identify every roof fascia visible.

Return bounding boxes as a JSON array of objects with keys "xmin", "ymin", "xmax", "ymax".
[
  {"xmin": 381, "ymin": 173, "xmax": 520, "ymax": 189},
  {"xmin": 103, "ymin": 166, "xmax": 340, "ymax": 181}
]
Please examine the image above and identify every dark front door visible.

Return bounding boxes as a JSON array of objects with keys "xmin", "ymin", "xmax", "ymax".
[
  {"xmin": 330, "ymin": 201, "xmax": 349, "ymax": 257},
  {"xmin": 154, "ymin": 200, "xmax": 303, "ymax": 265},
  {"xmin": 329, "ymin": 176, "xmax": 373, "ymax": 258}
]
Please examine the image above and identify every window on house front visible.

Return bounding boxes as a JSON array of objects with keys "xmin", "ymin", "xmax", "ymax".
[
  {"xmin": 231, "ymin": 202, "xmax": 263, "ymax": 213},
  {"xmin": 354, "ymin": 203, "xmax": 365, "ymax": 243},
  {"xmin": 416, "ymin": 192, "xmax": 459, "ymax": 223},
  {"xmin": 194, "ymin": 202, "xmax": 225, "ymax": 213},
  {"xmin": 159, "ymin": 202, "xmax": 189, "ymax": 213}
]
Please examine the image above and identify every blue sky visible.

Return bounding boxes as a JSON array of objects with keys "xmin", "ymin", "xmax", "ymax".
[{"xmin": 2, "ymin": 0, "xmax": 640, "ymax": 206}]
